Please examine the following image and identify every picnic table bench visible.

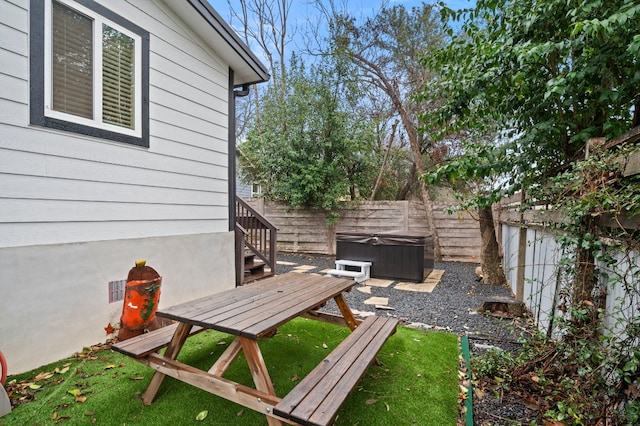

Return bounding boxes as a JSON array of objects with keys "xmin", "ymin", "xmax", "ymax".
[
  {"xmin": 274, "ymin": 315, "xmax": 397, "ymax": 426},
  {"xmin": 112, "ymin": 322, "xmax": 204, "ymax": 359},
  {"xmin": 111, "ymin": 273, "xmax": 398, "ymax": 425}
]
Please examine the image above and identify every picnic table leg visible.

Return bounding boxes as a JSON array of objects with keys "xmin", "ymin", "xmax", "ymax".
[
  {"xmin": 208, "ymin": 337, "xmax": 243, "ymax": 376},
  {"xmin": 334, "ymin": 293, "xmax": 384, "ymax": 365},
  {"xmin": 334, "ymin": 293, "xmax": 358, "ymax": 331},
  {"xmin": 239, "ymin": 338, "xmax": 284, "ymax": 426},
  {"xmin": 142, "ymin": 322, "xmax": 192, "ymax": 404}
]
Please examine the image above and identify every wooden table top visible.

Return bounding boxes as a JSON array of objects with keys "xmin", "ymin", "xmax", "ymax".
[{"xmin": 156, "ymin": 272, "xmax": 355, "ymax": 339}]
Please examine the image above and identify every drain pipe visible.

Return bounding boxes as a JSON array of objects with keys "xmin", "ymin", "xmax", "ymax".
[{"xmin": 234, "ymin": 84, "xmax": 251, "ymax": 98}]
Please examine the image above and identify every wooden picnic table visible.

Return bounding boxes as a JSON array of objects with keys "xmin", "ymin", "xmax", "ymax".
[{"xmin": 112, "ymin": 272, "xmax": 398, "ymax": 426}]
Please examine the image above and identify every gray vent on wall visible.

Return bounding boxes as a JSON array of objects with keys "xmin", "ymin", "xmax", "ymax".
[{"xmin": 108, "ymin": 279, "xmax": 126, "ymax": 303}]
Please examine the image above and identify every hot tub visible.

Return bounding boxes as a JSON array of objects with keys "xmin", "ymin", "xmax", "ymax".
[{"xmin": 335, "ymin": 232, "xmax": 434, "ymax": 282}]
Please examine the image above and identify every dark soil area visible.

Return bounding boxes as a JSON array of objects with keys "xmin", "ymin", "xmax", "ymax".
[{"xmin": 277, "ymin": 252, "xmax": 542, "ymax": 425}]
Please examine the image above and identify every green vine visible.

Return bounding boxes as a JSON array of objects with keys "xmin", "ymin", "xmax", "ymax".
[{"xmin": 475, "ymin": 143, "xmax": 640, "ymax": 424}]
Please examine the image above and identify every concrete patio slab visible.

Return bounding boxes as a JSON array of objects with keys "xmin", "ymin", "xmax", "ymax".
[
  {"xmin": 364, "ymin": 296, "xmax": 389, "ymax": 305},
  {"xmin": 366, "ymin": 278, "xmax": 394, "ymax": 288},
  {"xmin": 394, "ymin": 269, "xmax": 445, "ymax": 293},
  {"xmin": 293, "ymin": 264, "xmax": 317, "ymax": 271},
  {"xmin": 356, "ymin": 286, "xmax": 372, "ymax": 294}
]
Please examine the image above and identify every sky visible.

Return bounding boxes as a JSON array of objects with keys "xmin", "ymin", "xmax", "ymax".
[
  {"xmin": 219, "ymin": 0, "xmax": 477, "ymax": 28},
  {"xmin": 216, "ymin": 0, "xmax": 476, "ymax": 70}
]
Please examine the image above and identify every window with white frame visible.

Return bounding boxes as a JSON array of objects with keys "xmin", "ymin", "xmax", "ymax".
[{"xmin": 31, "ymin": 0, "xmax": 149, "ymax": 147}]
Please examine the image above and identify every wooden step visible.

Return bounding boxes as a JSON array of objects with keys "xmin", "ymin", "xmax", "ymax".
[
  {"xmin": 244, "ymin": 251, "xmax": 256, "ymax": 264},
  {"xmin": 245, "ymin": 258, "xmax": 266, "ymax": 273},
  {"xmin": 243, "ymin": 269, "xmax": 274, "ymax": 283}
]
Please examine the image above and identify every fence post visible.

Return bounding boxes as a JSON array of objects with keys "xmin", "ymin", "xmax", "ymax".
[{"xmin": 515, "ymin": 191, "xmax": 526, "ymax": 301}]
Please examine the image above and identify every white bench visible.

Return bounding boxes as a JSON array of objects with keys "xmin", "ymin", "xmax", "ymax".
[{"xmin": 326, "ymin": 259, "xmax": 372, "ymax": 283}]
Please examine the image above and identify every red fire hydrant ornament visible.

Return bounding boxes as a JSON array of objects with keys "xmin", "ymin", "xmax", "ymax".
[{"xmin": 118, "ymin": 260, "xmax": 162, "ymax": 341}]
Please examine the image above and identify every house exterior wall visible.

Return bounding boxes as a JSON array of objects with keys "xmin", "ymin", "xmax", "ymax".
[
  {"xmin": 0, "ymin": 0, "xmax": 238, "ymax": 373},
  {"xmin": 0, "ymin": 233, "xmax": 235, "ymax": 374}
]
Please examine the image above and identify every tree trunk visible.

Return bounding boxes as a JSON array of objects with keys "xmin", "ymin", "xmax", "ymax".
[
  {"xmin": 419, "ymin": 182, "xmax": 441, "ymax": 261},
  {"xmin": 479, "ymin": 205, "xmax": 507, "ymax": 286},
  {"xmin": 371, "ymin": 120, "xmax": 397, "ymax": 201},
  {"xmin": 396, "ymin": 162, "xmax": 416, "ymax": 200},
  {"xmin": 573, "ymin": 215, "xmax": 599, "ymax": 304}
]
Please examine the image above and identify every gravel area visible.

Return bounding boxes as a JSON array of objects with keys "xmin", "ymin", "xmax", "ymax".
[
  {"xmin": 277, "ymin": 252, "xmax": 520, "ymax": 341},
  {"xmin": 276, "ymin": 252, "xmax": 537, "ymax": 425}
]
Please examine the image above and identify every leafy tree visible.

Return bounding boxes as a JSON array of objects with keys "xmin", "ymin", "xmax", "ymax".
[
  {"xmin": 420, "ymin": 2, "xmax": 640, "ymax": 421},
  {"xmin": 325, "ymin": 3, "xmax": 448, "ymax": 257},
  {"xmin": 419, "ymin": 0, "xmax": 640, "ymax": 292},
  {"xmin": 238, "ymin": 55, "xmax": 377, "ymax": 216},
  {"xmin": 422, "ymin": 0, "xmax": 639, "ymax": 190}
]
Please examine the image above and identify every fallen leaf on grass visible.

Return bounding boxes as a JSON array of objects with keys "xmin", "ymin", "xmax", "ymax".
[
  {"xmin": 384, "ymin": 402, "xmax": 390, "ymax": 412},
  {"xmin": 130, "ymin": 375, "xmax": 145, "ymax": 380},
  {"xmin": 104, "ymin": 364, "xmax": 117, "ymax": 370},
  {"xmin": 28, "ymin": 383, "xmax": 42, "ymax": 390},
  {"xmin": 365, "ymin": 398, "xmax": 377, "ymax": 405},
  {"xmin": 55, "ymin": 366, "xmax": 70, "ymax": 375},
  {"xmin": 75, "ymin": 396, "xmax": 87, "ymax": 403},
  {"xmin": 196, "ymin": 410, "xmax": 208, "ymax": 421},
  {"xmin": 322, "ymin": 343, "xmax": 328, "ymax": 349},
  {"xmin": 35, "ymin": 371, "xmax": 54, "ymax": 381},
  {"xmin": 237, "ymin": 409, "xmax": 244, "ymax": 417},
  {"xmin": 68, "ymin": 389, "xmax": 82, "ymax": 397},
  {"xmin": 290, "ymin": 374, "xmax": 300, "ymax": 382}
]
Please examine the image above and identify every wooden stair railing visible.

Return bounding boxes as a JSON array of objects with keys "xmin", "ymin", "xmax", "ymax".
[{"xmin": 235, "ymin": 196, "xmax": 277, "ymax": 285}]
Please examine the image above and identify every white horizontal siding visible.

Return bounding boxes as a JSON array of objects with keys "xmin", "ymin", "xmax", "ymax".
[
  {"xmin": 0, "ymin": 143, "xmax": 229, "ymax": 193},
  {"xmin": 2, "ymin": 199, "xmax": 227, "ymax": 222},
  {"xmin": 0, "ymin": 220, "xmax": 228, "ymax": 248},
  {"xmin": 151, "ymin": 102, "xmax": 227, "ymax": 144},
  {"xmin": 0, "ymin": 174, "xmax": 228, "ymax": 205},
  {"xmin": 0, "ymin": 72, "xmax": 28, "ymax": 104},
  {"xmin": 150, "ymin": 41, "xmax": 228, "ymax": 102},
  {"xmin": 0, "ymin": 97, "xmax": 26, "ymax": 125},
  {"xmin": 0, "ymin": 0, "xmax": 238, "ymax": 247},
  {"xmin": 0, "ymin": 1, "xmax": 29, "ymax": 127},
  {"xmin": 0, "ymin": 24, "xmax": 28, "ymax": 58},
  {"xmin": 151, "ymin": 120, "xmax": 228, "ymax": 154},
  {"xmin": 151, "ymin": 67, "xmax": 227, "ymax": 113}
]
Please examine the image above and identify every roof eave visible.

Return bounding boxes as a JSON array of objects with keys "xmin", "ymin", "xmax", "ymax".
[{"xmin": 162, "ymin": 0, "xmax": 270, "ymax": 86}]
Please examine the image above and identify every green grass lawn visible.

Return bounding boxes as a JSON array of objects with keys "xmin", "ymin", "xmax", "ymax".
[{"xmin": 1, "ymin": 318, "xmax": 459, "ymax": 425}]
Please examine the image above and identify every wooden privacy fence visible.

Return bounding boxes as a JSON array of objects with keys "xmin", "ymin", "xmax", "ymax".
[
  {"xmin": 496, "ymin": 192, "xmax": 640, "ymax": 336},
  {"xmin": 243, "ymin": 199, "xmax": 481, "ymax": 263}
]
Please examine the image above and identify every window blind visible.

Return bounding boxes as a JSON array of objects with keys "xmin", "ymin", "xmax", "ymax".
[
  {"xmin": 52, "ymin": 0, "xmax": 93, "ymax": 119},
  {"xmin": 102, "ymin": 25, "xmax": 135, "ymax": 129}
]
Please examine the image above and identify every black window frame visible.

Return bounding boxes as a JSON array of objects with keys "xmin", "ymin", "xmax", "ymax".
[{"xmin": 30, "ymin": 0, "xmax": 150, "ymax": 148}]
